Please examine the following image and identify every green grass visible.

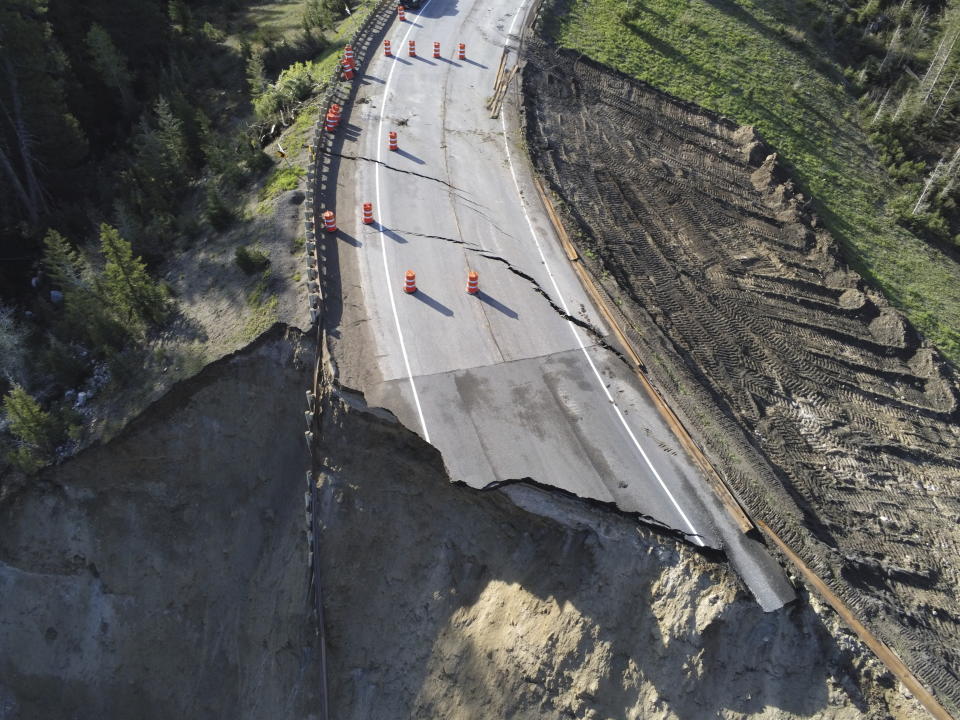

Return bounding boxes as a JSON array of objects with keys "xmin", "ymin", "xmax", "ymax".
[
  {"xmin": 238, "ymin": 269, "xmax": 279, "ymax": 342},
  {"xmin": 552, "ymin": 0, "xmax": 960, "ymax": 363},
  {"xmin": 261, "ymin": 164, "xmax": 305, "ymax": 199}
]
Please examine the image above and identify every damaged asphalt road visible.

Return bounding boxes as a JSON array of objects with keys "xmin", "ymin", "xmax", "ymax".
[{"xmin": 318, "ymin": 0, "xmax": 796, "ymax": 610}]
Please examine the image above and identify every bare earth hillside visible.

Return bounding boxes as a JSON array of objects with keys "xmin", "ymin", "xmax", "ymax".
[
  {"xmin": 522, "ymin": 41, "xmax": 960, "ymax": 714},
  {"xmin": 314, "ymin": 388, "xmax": 925, "ymax": 719},
  {"xmin": 0, "ymin": 327, "xmax": 321, "ymax": 720}
]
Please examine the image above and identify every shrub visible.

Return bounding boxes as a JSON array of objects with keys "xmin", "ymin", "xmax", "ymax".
[
  {"xmin": 205, "ymin": 185, "xmax": 235, "ymax": 230},
  {"xmin": 261, "ymin": 165, "xmax": 305, "ymax": 199},
  {"xmin": 253, "ymin": 61, "xmax": 325, "ymax": 123},
  {"xmin": 3, "ymin": 386, "xmax": 63, "ymax": 472},
  {"xmin": 235, "ymin": 246, "xmax": 270, "ymax": 274}
]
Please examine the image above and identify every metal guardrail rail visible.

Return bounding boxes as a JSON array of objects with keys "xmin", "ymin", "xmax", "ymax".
[{"xmin": 300, "ymin": 3, "xmax": 397, "ymax": 718}]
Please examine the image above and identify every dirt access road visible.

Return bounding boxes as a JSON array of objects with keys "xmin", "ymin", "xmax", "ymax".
[{"xmin": 522, "ymin": 39, "xmax": 960, "ymax": 715}]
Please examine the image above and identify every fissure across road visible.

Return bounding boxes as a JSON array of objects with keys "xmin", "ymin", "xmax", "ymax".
[{"xmin": 334, "ymin": 0, "xmax": 795, "ymax": 608}]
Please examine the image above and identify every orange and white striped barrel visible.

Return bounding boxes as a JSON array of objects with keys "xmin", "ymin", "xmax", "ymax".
[
  {"xmin": 408, "ymin": 40, "xmax": 416, "ymax": 56},
  {"xmin": 388, "ymin": 131, "xmax": 398, "ymax": 151},
  {"xmin": 323, "ymin": 211, "xmax": 337, "ymax": 233},
  {"xmin": 458, "ymin": 43, "xmax": 466, "ymax": 60},
  {"xmin": 384, "ymin": 39, "xmax": 392, "ymax": 56},
  {"xmin": 403, "ymin": 270, "xmax": 417, "ymax": 294},
  {"xmin": 433, "ymin": 42, "xmax": 440, "ymax": 58},
  {"xmin": 329, "ymin": 104, "xmax": 341, "ymax": 122},
  {"xmin": 343, "ymin": 45, "xmax": 355, "ymax": 67},
  {"xmin": 343, "ymin": 64, "xmax": 354, "ymax": 80},
  {"xmin": 466, "ymin": 270, "xmax": 479, "ymax": 294},
  {"xmin": 324, "ymin": 113, "xmax": 337, "ymax": 132},
  {"xmin": 397, "ymin": 5, "xmax": 405, "ymax": 20},
  {"xmin": 362, "ymin": 203, "xmax": 374, "ymax": 224}
]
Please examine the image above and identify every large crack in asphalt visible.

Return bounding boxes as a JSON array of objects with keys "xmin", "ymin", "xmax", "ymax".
[
  {"xmin": 325, "ymin": 380, "xmax": 715, "ymax": 550},
  {"xmin": 321, "ymin": 145, "xmax": 516, "ymax": 237},
  {"xmin": 390, "ymin": 228, "xmax": 629, "ymax": 364},
  {"xmin": 320, "ymin": 148, "xmax": 467, "ymax": 193}
]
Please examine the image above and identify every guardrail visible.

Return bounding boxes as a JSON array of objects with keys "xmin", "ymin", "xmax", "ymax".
[{"xmin": 300, "ymin": 3, "xmax": 398, "ymax": 719}]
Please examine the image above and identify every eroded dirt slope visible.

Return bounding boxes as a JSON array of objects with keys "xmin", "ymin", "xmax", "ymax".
[
  {"xmin": 522, "ymin": 41, "xmax": 960, "ymax": 714},
  {"xmin": 0, "ymin": 327, "xmax": 320, "ymax": 720},
  {"xmin": 315, "ymin": 389, "xmax": 925, "ymax": 719}
]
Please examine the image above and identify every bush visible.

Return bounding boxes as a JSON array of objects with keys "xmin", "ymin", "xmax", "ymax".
[
  {"xmin": 253, "ymin": 61, "xmax": 325, "ymax": 123},
  {"xmin": 235, "ymin": 246, "xmax": 270, "ymax": 274},
  {"xmin": 205, "ymin": 184, "xmax": 235, "ymax": 230},
  {"xmin": 2, "ymin": 385, "xmax": 65, "ymax": 473},
  {"xmin": 262, "ymin": 165, "xmax": 305, "ymax": 199}
]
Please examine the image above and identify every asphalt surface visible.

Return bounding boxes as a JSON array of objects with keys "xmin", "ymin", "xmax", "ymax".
[{"xmin": 336, "ymin": 0, "xmax": 795, "ymax": 608}]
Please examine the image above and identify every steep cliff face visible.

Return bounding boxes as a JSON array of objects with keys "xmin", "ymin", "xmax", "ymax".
[
  {"xmin": 0, "ymin": 325, "xmax": 926, "ymax": 719},
  {"xmin": 315, "ymin": 392, "xmax": 924, "ymax": 720},
  {"xmin": 0, "ymin": 328, "xmax": 322, "ymax": 720}
]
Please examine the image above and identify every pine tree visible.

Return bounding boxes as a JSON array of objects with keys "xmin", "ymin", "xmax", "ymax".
[
  {"xmin": 42, "ymin": 229, "xmax": 88, "ymax": 290},
  {"xmin": 3, "ymin": 384, "xmax": 60, "ymax": 471},
  {"xmin": 85, "ymin": 23, "xmax": 134, "ymax": 113},
  {"xmin": 154, "ymin": 96, "xmax": 187, "ymax": 171},
  {"xmin": 42, "ymin": 229, "xmax": 128, "ymax": 352},
  {"xmin": 0, "ymin": 304, "xmax": 27, "ymax": 387},
  {"xmin": 98, "ymin": 223, "xmax": 168, "ymax": 330}
]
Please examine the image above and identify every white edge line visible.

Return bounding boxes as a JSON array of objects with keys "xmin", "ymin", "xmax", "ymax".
[
  {"xmin": 374, "ymin": 4, "xmax": 435, "ymax": 443},
  {"xmin": 499, "ymin": 3, "xmax": 704, "ymax": 545}
]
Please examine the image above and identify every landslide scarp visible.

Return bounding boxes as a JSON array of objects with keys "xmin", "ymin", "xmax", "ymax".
[
  {"xmin": 522, "ymin": 40, "xmax": 960, "ymax": 714},
  {"xmin": 0, "ymin": 326, "xmax": 321, "ymax": 720}
]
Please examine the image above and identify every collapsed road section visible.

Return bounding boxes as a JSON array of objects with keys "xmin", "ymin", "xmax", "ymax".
[
  {"xmin": 315, "ymin": 0, "xmax": 796, "ymax": 609},
  {"xmin": 521, "ymin": 38, "xmax": 960, "ymax": 716}
]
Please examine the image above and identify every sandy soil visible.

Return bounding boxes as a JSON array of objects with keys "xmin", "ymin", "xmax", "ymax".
[
  {"xmin": 521, "ymin": 41, "xmax": 960, "ymax": 715},
  {"xmin": 314, "ymin": 385, "xmax": 926, "ymax": 719},
  {"xmin": 0, "ymin": 327, "xmax": 321, "ymax": 719}
]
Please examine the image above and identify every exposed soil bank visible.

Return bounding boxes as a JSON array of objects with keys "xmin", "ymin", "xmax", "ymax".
[
  {"xmin": 315, "ymin": 388, "xmax": 924, "ymax": 719},
  {"xmin": 521, "ymin": 40, "xmax": 960, "ymax": 715},
  {"xmin": 0, "ymin": 322, "xmax": 928, "ymax": 719},
  {"xmin": 0, "ymin": 327, "xmax": 321, "ymax": 720}
]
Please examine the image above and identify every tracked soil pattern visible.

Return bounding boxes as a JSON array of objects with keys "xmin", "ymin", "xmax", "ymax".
[{"xmin": 522, "ymin": 43, "xmax": 960, "ymax": 713}]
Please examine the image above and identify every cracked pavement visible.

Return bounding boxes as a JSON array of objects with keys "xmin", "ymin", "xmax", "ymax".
[{"xmin": 323, "ymin": 0, "xmax": 796, "ymax": 610}]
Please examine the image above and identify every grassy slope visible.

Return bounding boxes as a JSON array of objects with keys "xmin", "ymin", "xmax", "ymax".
[{"xmin": 551, "ymin": 0, "xmax": 960, "ymax": 363}]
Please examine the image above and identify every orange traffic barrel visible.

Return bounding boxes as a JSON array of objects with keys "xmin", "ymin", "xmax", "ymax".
[
  {"xmin": 404, "ymin": 270, "xmax": 417, "ymax": 294},
  {"xmin": 433, "ymin": 41, "xmax": 441, "ymax": 58},
  {"xmin": 388, "ymin": 131, "xmax": 398, "ymax": 151},
  {"xmin": 408, "ymin": 39, "xmax": 416, "ymax": 57},
  {"xmin": 343, "ymin": 64, "xmax": 354, "ymax": 80},
  {"xmin": 324, "ymin": 113, "xmax": 337, "ymax": 132},
  {"xmin": 362, "ymin": 203, "xmax": 374, "ymax": 224},
  {"xmin": 466, "ymin": 270, "xmax": 479, "ymax": 294},
  {"xmin": 330, "ymin": 103, "xmax": 341, "ymax": 116},
  {"xmin": 384, "ymin": 39, "xmax": 392, "ymax": 56},
  {"xmin": 458, "ymin": 43, "xmax": 466, "ymax": 60},
  {"xmin": 397, "ymin": 5, "xmax": 405, "ymax": 20},
  {"xmin": 323, "ymin": 211, "xmax": 337, "ymax": 233},
  {"xmin": 344, "ymin": 45, "xmax": 355, "ymax": 67}
]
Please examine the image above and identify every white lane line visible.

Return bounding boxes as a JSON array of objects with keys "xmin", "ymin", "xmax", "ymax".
[
  {"xmin": 374, "ymin": 4, "xmax": 436, "ymax": 443},
  {"xmin": 499, "ymin": 5, "xmax": 703, "ymax": 545}
]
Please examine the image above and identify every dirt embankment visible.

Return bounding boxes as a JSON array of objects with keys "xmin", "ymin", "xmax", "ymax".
[
  {"xmin": 0, "ymin": 327, "xmax": 321, "ymax": 720},
  {"xmin": 0, "ymin": 320, "xmax": 928, "ymax": 720},
  {"xmin": 315, "ymin": 386, "xmax": 925, "ymax": 718},
  {"xmin": 521, "ymin": 41, "xmax": 960, "ymax": 714}
]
